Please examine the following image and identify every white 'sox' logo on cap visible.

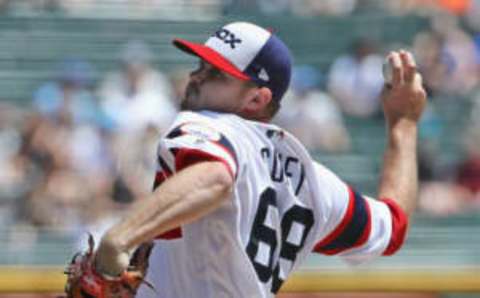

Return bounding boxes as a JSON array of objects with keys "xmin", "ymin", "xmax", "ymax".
[{"xmin": 213, "ymin": 29, "xmax": 242, "ymax": 49}]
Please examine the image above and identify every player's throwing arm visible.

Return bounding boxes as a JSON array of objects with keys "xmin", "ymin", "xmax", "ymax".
[{"xmin": 379, "ymin": 50, "xmax": 427, "ymax": 216}]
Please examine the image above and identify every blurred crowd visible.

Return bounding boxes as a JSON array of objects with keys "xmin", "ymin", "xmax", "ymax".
[
  {"xmin": 0, "ymin": 40, "xmax": 181, "ymax": 241},
  {"xmin": 1, "ymin": 5, "xmax": 480, "ymax": 245},
  {"xmin": 0, "ymin": 0, "xmax": 478, "ymax": 19}
]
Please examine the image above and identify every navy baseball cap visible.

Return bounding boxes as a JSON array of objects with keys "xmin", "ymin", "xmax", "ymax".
[{"xmin": 173, "ymin": 22, "xmax": 292, "ymax": 102}]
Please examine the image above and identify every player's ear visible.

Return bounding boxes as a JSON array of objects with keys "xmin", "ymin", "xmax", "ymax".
[{"xmin": 242, "ymin": 87, "xmax": 272, "ymax": 115}]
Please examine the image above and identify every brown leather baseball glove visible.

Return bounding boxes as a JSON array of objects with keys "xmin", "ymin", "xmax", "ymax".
[{"xmin": 64, "ymin": 234, "xmax": 154, "ymax": 298}]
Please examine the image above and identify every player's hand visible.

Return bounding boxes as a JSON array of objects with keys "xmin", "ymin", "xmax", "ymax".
[{"xmin": 381, "ymin": 50, "xmax": 427, "ymax": 128}]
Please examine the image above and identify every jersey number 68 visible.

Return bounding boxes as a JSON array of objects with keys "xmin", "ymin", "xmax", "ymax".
[{"xmin": 246, "ymin": 187, "xmax": 314, "ymax": 293}]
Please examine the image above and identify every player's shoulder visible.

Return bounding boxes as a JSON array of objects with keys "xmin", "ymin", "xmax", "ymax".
[
  {"xmin": 174, "ymin": 110, "xmax": 242, "ymax": 125},
  {"xmin": 160, "ymin": 111, "xmax": 249, "ymax": 151},
  {"xmin": 167, "ymin": 110, "xmax": 251, "ymax": 135},
  {"xmin": 165, "ymin": 110, "xmax": 291, "ymax": 146},
  {"xmin": 173, "ymin": 109, "xmax": 283, "ymax": 127}
]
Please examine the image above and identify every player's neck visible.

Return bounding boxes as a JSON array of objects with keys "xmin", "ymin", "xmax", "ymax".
[{"xmin": 237, "ymin": 110, "xmax": 271, "ymax": 123}]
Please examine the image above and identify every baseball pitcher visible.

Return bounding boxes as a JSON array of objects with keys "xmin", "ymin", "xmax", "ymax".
[{"xmin": 65, "ymin": 22, "xmax": 426, "ymax": 298}]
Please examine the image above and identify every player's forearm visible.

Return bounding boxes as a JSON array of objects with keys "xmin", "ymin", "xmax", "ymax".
[
  {"xmin": 96, "ymin": 161, "xmax": 233, "ymax": 276},
  {"xmin": 378, "ymin": 119, "xmax": 418, "ymax": 216}
]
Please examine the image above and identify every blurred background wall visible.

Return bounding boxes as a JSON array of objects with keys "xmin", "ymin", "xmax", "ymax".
[{"xmin": 0, "ymin": 0, "xmax": 479, "ymax": 297}]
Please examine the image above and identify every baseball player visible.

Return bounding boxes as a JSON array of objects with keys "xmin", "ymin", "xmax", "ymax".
[{"xmin": 66, "ymin": 22, "xmax": 426, "ymax": 297}]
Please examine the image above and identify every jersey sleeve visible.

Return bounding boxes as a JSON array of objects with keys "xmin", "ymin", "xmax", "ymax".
[
  {"xmin": 311, "ymin": 161, "xmax": 408, "ymax": 263},
  {"xmin": 155, "ymin": 120, "xmax": 238, "ymax": 181}
]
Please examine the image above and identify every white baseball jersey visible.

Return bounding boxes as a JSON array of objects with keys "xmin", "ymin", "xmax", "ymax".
[{"xmin": 136, "ymin": 111, "xmax": 408, "ymax": 298}]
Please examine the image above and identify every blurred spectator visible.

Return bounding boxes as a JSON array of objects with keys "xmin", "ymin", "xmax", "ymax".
[
  {"xmin": 418, "ymin": 181, "xmax": 471, "ymax": 216},
  {"xmin": 255, "ymin": 0, "xmax": 290, "ymax": 15},
  {"xmin": 98, "ymin": 40, "xmax": 176, "ymax": 206},
  {"xmin": 327, "ymin": 38, "xmax": 384, "ymax": 118},
  {"xmin": 0, "ymin": 104, "xmax": 26, "ymax": 225},
  {"xmin": 418, "ymin": 128, "xmax": 480, "ymax": 216},
  {"xmin": 225, "ymin": 0, "xmax": 357, "ymax": 16},
  {"xmin": 413, "ymin": 14, "xmax": 479, "ymax": 97},
  {"xmin": 106, "ymin": 123, "xmax": 160, "ymax": 202},
  {"xmin": 25, "ymin": 162, "xmax": 90, "ymax": 230},
  {"xmin": 11, "ymin": 58, "xmax": 120, "ymax": 232},
  {"xmin": 7, "ymin": 109, "xmax": 130, "ymax": 233},
  {"xmin": 438, "ymin": 0, "xmax": 472, "ymax": 15},
  {"xmin": 4, "ymin": 0, "xmax": 63, "ymax": 14},
  {"xmin": 32, "ymin": 58, "xmax": 111, "ymax": 176},
  {"xmin": 33, "ymin": 58, "xmax": 100, "ymax": 126},
  {"xmin": 383, "ymin": 0, "xmax": 471, "ymax": 16},
  {"xmin": 15, "ymin": 113, "xmax": 85, "ymax": 230},
  {"xmin": 412, "ymin": 30, "xmax": 447, "ymax": 96},
  {"xmin": 433, "ymin": 13, "xmax": 479, "ymax": 94},
  {"xmin": 0, "ymin": 0, "xmax": 9, "ymax": 13},
  {"xmin": 98, "ymin": 40, "xmax": 177, "ymax": 134},
  {"xmin": 417, "ymin": 103, "xmax": 445, "ymax": 181},
  {"xmin": 274, "ymin": 65, "xmax": 351, "ymax": 152},
  {"xmin": 465, "ymin": 0, "xmax": 480, "ymax": 31},
  {"xmin": 290, "ymin": 0, "xmax": 357, "ymax": 16},
  {"xmin": 454, "ymin": 129, "xmax": 480, "ymax": 207},
  {"xmin": 456, "ymin": 156, "xmax": 480, "ymax": 195}
]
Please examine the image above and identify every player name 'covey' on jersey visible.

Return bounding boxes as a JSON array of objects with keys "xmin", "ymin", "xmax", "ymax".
[{"xmin": 136, "ymin": 111, "xmax": 408, "ymax": 298}]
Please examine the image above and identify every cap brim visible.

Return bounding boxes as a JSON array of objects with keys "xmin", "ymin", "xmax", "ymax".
[{"xmin": 173, "ymin": 38, "xmax": 249, "ymax": 81}]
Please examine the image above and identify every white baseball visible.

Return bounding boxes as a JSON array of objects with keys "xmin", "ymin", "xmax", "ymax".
[{"xmin": 382, "ymin": 59, "xmax": 393, "ymax": 84}]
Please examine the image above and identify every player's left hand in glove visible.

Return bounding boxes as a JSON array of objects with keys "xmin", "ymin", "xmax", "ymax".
[{"xmin": 64, "ymin": 234, "xmax": 154, "ymax": 298}]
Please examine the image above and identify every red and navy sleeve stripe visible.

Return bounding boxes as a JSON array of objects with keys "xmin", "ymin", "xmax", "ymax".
[
  {"xmin": 165, "ymin": 125, "xmax": 183, "ymax": 139},
  {"xmin": 380, "ymin": 198, "xmax": 408, "ymax": 255},
  {"xmin": 314, "ymin": 187, "xmax": 372, "ymax": 255},
  {"xmin": 152, "ymin": 169, "xmax": 169, "ymax": 190},
  {"xmin": 153, "ymin": 123, "xmax": 238, "ymax": 240},
  {"xmin": 166, "ymin": 124, "xmax": 238, "ymax": 179},
  {"xmin": 174, "ymin": 147, "xmax": 236, "ymax": 177},
  {"xmin": 152, "ymin": 155, "xmax": 174, "ymax": 190}
]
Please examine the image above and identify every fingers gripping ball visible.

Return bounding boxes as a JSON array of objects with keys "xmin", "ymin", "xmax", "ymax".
[
  {"xmin": 381, "ymin": 50, "xmax": 427, "ymax": 124},
  {"xmin": 64, "ymin": 234, "xmax": 155, "ymax": 298}
]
